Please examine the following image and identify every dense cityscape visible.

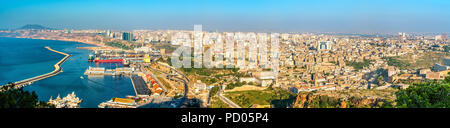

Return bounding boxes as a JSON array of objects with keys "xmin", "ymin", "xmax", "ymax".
[
  {"xmin": 0, "ymin": 0, "xmax": 449, "ymax": 109},
  {"xmin": 2, "ymin": 2, "xmax": 449, "ymax": 128}
]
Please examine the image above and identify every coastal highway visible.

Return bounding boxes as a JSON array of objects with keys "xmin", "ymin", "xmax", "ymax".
[
  {"xmin": 158, "ymin": 64, "xmax": 237, "ymax": 108},
  {"xmin": 156, "ymin": 62, "xmax": 190, "ymax": 82},
  {"xmin": 154, "ymin": 62, "xmax": 190, "ymax": 104},
  {"xmin": 166, "ymin": 74, "xmax": 188, "ymax": 98},
  {"xmin": 148, "ymin": 64, "xmax": 189, "ymax": 107},
  {"xmin": 2, "ymin": 46, "xmax": 70, "ymax": 89},
  {"xmin": 217, "ymin": 89, "xmax": 241, "ymax": 108}
]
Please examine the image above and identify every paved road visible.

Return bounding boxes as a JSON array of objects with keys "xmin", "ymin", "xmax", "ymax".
[
  {"xmin": 149, "ymin": 65, "xmax": 189, "ymax": 108},
  {"xmin": 155, "ymin": 63, "xmax": 240, "ymax": 108},
  {"xmin": 217, "ymin": 90, "xmax": 241, "ymax": 108}
]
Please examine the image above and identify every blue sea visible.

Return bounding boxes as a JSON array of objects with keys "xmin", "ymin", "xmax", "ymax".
[{"xmin": 0, "ymin": 37, "xmax": 135, "ymax": 108}]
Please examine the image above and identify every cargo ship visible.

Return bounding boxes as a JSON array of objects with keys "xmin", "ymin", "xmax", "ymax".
[{"xmin": 94, "ymin": 57, "xmax": 123, "ymax": 63}]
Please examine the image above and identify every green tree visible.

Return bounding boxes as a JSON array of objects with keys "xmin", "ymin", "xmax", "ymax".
[{"xmin": 395, "ymin": 81, "xmax": 449, "ymax": 108}]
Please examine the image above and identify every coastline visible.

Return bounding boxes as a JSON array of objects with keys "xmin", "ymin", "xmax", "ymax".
[{"xmin": 0, "ymin": 36, "xmax": 136, "ymax": 107}]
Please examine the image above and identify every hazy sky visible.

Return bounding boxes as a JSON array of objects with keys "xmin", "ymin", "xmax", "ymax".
[{"xmin": 0, "ymin": 0, "xmax": 449, "ymax": 33}]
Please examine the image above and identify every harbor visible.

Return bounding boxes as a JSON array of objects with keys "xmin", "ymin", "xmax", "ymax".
[
  {"xmin": 97, "ymin": 74, "xmax": 168, "ymax": 108},
  {"xmin": 88, "ymin": 46, "xmax": 174, "ymax": 108},
  {"xmin": 1, "ymin": 37, "xmax": 182, "ymax": 108},
  {"xmin": 1, "ymin": 38, "xmax": 138, "ymax": 108}
]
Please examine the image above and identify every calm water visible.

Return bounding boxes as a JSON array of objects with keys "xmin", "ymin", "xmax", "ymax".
[
  {"xmin": 444, "ymin": 58, "xmax": 450, "ymax": 66},
  {"xmin": 0, "ymin": 37, "xmax": 135, "ymax": 108}
]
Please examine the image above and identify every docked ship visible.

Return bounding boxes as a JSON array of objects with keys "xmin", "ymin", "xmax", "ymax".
[
  {"xmin": 48, "ymin": 92, "xmax": 82, "ymax": 108},
  {"xmin": 94, "ymin": 57, "xmax": 123, "ymax": 63}
]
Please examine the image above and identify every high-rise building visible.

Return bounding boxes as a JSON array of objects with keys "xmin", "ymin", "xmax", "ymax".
[
  {"xmin": 436, "ymin": 35, "xmax": 443, "ymax": 41},
  {"xmin": 398, "ymin": 32, "xmax": 406, "ymax": 42},
  {"xmin": 122, "ymin": 32, "xmax": 133, "ymax": 41},
  {"xmin": 105, "ymin": 30, "xmax": 111, "ymax": 37}
]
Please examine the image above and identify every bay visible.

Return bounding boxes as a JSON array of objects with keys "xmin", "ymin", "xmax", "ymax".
[{"xmin": 0, "ymin": 37, "xmax": 135, "ymax": 108}]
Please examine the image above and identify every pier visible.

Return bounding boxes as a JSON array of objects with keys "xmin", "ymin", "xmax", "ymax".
[{"xmin": 3, "ymin": 46, "xmax": 71, "ymax": 88}]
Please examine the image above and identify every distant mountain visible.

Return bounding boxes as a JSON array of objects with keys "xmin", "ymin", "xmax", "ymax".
[{"xmin": 17, "ymin": 24, "xmax": 54, "ymax": 30}]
